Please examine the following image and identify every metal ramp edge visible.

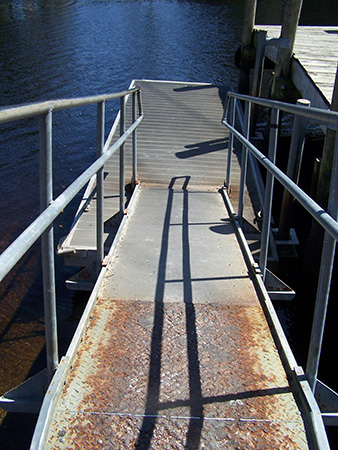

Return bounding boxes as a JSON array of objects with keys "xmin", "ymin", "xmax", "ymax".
[
  {"xmin": 220, "ymin": 186, "xmax": 330, "ymax": 450},
  {"xmin": 31, "ymin": 183, "xmax": 142, "ymax": 449}
]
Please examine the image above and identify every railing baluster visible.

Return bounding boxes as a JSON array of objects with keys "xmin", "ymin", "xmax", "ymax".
[
  {"xmin": 39, "ymin": 110, "xmax": 58, "ymax": 382},
  {"xmin": 119, "ymin": 96, "xmax": 126, "ymax": 215},
  {"xmin": 137, "ymin": 87, "xmax": 143, "ymax": 116},
  {"xmin": 278, "ymin": 98, "xmax": 310, "ymax": 240},
  {"xmin": 306, "ymin": 131, "xmax": 338, "ymax": 391},
  {"xmin": 132, "ymin": 91, "xmax": 137, "ymax": 186},
  {"xmin": 259, "ymin": 107, "xmax": 279, "ymax": 281},
  {"xmin": 96, "ymin": 101, "xmax": 105, "ymax": 273},
  {"xmin": 238, "ymin": 101, "xmax": 251, "ymax": 220},
  {"xmin": 226, "ymin": 97, "xmax": 236, "ymax": 190}
]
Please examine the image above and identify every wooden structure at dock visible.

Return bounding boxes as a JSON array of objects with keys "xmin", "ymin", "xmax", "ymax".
[
  {"xmin": 30, "ymin": 81, "xmax": 329, "ymax": 449},
  {"xmin": 257, "ymin": 25, "xmax": 338, "ymax": 109}
]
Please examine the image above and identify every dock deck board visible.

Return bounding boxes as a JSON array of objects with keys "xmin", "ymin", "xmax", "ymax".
[
  {"xmin": 44, "ymin": 187, "xmax": 309, "ymax": 449},
  {"xmin": 257, "ymin": 25, "xmax": 338, "ymax": 108}
]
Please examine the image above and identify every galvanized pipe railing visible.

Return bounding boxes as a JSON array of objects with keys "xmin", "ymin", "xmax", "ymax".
[
  {"xmin": 259, "ymin": 107, "xmax": 279, "ymax": 281},
  {"xmin": 223, "ymin": 91, "xmax": 338, "ymax": 394},
  {"xmin": 0, "ymin": 89, "xmax": 141, "ymax": 123},
  {"xmin": 0, "ymin": 86, "xmax": 143, "ymax": 381}
]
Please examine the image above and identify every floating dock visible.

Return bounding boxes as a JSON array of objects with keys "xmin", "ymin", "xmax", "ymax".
[
  {"xmin": 30, "ymin": 81, "xmax": 328, "ymax": 449},
  {"xmin": 257, "ymin": 25, "xmax": 338, "ymax": 108},
  {"xmin": 58, "ymin": 80, "xmax": 256, "ymax": 270}
]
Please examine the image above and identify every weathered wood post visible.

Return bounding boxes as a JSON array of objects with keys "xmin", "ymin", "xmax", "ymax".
[
  {"xmin": 316, "ymin": 64, "xmax": 338, "ymax": 209},
  {"xmin": 271, "ymin": 0, "xmax": 303, "ymax": 100},
  {"xmin": 238, "ymin": 0, "xmax": 257, "ymax": 94},
  {"xmin": 305, "ymin": 65, "xmax": 338, "ymax": 276},
  {"xmin": 278, "ymin": 98, "xmax": 310, "ymax": 240}
]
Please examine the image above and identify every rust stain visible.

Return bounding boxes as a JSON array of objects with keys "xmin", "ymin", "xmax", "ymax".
[{"xmin": 47, "ymin": 300, "xmax": 308, "ymax": 449}]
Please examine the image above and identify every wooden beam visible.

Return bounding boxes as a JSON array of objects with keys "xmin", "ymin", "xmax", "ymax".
[
  {"xmin": 271, "ymin": 0, "xmax": 303, "ymax": 100},
  {"xmin": 316, "ymin": 63, "xmax": 338, "ymax": 209},
  {"xmin": 238, "ymin": 0, "xmax": 257, "ymax": 94},
  {"xmin": 242, "ymin": 0, "xmax": 257, "ymax": 47},
  {"xmin": 275, "ymin": 0, "xmax": 303, "ymax": 78}
]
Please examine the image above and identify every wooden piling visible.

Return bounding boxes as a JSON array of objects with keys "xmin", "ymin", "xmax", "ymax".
[
  {"xmin": 238, "ymin": 0, "xmax": 257, "ymax": 94},
  {"xmin": 304, "ymin": 65, "xmax": 338, "ymax": 277},
  {"xmin": 316, "ymin": 64, "xmax": 338, "ymax": 209},
  {"xmin": 271, "ymin": 0, "xmax": 303, "ymax": 100}
]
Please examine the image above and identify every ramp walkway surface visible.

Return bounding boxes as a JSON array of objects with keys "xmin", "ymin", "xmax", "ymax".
[
  {"xmin": 46, "ymin": 186, "xmax": 308, "ymax": 449},
  {"xmin": 58, "ymin": 80, "xmax": 257, "ymax": 268},
  {"xmin": 44, "ymin": 81, "xmax": 311, "ymax": 448}
]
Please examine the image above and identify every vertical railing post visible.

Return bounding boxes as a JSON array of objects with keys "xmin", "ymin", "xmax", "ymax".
[
  {"xmin": 226, "ymin": 97, "xmax": 236, "ymax": 190},
  {"xmin": 96, "ymin": 101, "xmax": 105, "ymax": 274},
  {"xmin": 238, "ymin": 101, "xmax": 251, "ymax": 220},
  {"xmin": 132, "ymin": 91, "xmax": 137, "ymax": 187},
  {"xmin": 306, "ymin": 130, "xmax": 338, "ymax": 391},
  {"xmin": 119, "ymin": 96, "xmax": 126, "ymax": 216},
  {"xmin": 137, "ymin": 87, "xmax": 143, "ymax": 117},
  {"xmin": 250, "ymin": 30, "xmax": 267, "ymax": 132},
  {"xmin": 259, "ymin": 108, "xmax": 279, "ymax": 280},
  {"xmin": 39, "ymin": 110, "xmax": 58, "ymax": 382},
  {"xmin": 278, "ymin": 98, "xmax": 310, "ymax": 239}
]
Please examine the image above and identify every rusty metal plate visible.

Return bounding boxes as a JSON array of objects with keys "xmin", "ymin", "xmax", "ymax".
[{"xmin": 46, "ymin": 300, "xmax": 308, "ymax": 449}]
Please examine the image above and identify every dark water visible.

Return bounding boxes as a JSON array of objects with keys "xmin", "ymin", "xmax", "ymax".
[{"xmin": 0, "ymin": 0, "xmax": 338, "ymax": 448}]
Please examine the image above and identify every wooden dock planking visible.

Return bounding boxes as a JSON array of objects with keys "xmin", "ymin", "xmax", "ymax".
[
  {"xmin": 58, "ymin": 80, "xmax": 254, "ymax": 267},
  {"xmin": 257, "ymin": 25, "xmax": 338, "ymax": 108}
]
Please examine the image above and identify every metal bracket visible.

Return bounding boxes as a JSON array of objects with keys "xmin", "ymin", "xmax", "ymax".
[
  {"xmin": 315, "ymin": 379, "xmax": 338, "ymax": 426},
  {"xmin": 266, "ymin": 37, "xmax": 291, "ymax": 48},
  {"xmin": 0, "ymin": 369, "xmax": 47, "ymax": 413}
]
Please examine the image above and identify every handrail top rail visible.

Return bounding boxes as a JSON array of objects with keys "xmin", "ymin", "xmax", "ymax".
[
  {"xmin": 222, "ymin": 117, "xmax": 338, "ymax": 243},
  {"xmin": 0, "ymin": 113, "xmax": 143, "ymax": 284},
  {"xmin": 0, "ymin": 86, "xmax": 141, "ymax": 124},
  {"xmin": 227, "ymin": 91, "xmax": 338, "ymax": 126}
]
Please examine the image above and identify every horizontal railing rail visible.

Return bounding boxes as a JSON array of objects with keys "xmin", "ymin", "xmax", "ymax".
[
  {"xmin": 0, "ymin": 86, "xmax": 142, "ymax": 123},
  {"xmin": 0, "ymin": 86, "xmax": 143, "ymax": 382},
  {"xmin": 224, "ymin": 115, "xmax": 338, "ymax": 242},
  {"xmin": 0, "ymin": 117, "xmax": 142, "ymax": 282},
  {"xmin": 223, "ymin": 91, "xmax": 338, "ymax": 129},
  {"xmin": 223, "ymin": 90, "xmax": 338, "ymax": 407}
]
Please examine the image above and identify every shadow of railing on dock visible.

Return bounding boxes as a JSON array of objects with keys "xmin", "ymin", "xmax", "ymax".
[{"xmin": 135, "ymin": 176, "xmax": 205, "ymax": 449}]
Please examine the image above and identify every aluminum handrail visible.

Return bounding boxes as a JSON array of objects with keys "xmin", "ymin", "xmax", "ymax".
[
  {"xmin": 225, "ymin": 91, "xmax": 338, "ymax": 128},
  {"xmin": 0, "ymin": 116, "xmax": 142, "ymax": 283},
  {"xmin": 0, "ymin": 86, "xmax": 141, "ymax": 123},
  {"xmin": 0, "ymin": 85, "xmax": 143, "ymax": 382},
  {"xmin": 223, "ymin": 119, "xmax": 338, "ymax": 242},
  {"xmin": 223, "ymin": 90, "xmax": 338, "ymax": 415}
]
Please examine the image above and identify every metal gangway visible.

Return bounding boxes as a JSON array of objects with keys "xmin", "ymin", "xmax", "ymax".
[{"xmin": 0, "ymin": 80, "xmax": 338, "ymax": 449}]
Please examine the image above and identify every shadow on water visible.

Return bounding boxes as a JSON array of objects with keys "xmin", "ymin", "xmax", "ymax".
[{"xmin": 135, "ymin": 176, "xmax": 204, "ymax": 449}]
